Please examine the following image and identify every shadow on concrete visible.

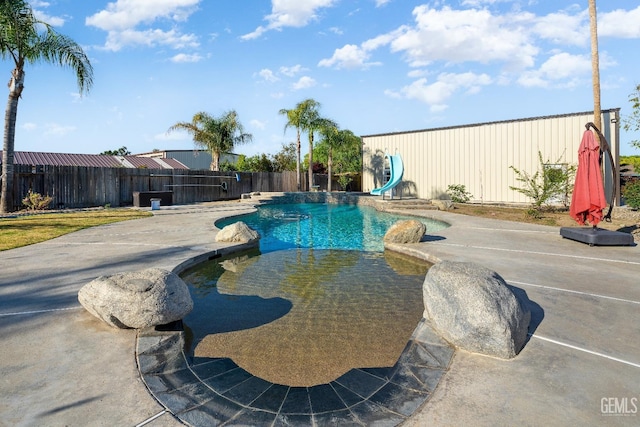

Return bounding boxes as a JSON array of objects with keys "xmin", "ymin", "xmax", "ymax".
[
  {"xmin": 37, "ymin": 395, "xmax": 106, "ymax": 418},
  {"xmin": 421, "ymin": 235, "xmax": 446, "ymax": 242},
  {"xmin": 507, "ymin": 284, "xmax": 545, "ymax": 352}
]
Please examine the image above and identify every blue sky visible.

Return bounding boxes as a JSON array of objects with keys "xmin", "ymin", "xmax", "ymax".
[{"xmin": 6, "ymin": 0, "xmax": 640, "ymax": 157}]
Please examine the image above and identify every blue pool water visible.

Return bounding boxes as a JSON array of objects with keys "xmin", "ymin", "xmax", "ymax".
[{"xmin": 215, "ymin": 203, "xmax": 448, "ymax": 252}]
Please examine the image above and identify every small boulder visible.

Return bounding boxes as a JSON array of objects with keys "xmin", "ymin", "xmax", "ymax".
[
  {"xmin": 215, "ymin": 221, "xmax": 260, "ymax": 243},
  {"xmin": 422, "ymin": 261, "xmax": 531, "ymax": 359},
  {"xmin": 432, "ymin": 199, "xmax": 453, "ymax": 211},
  {"xmin": 383, "ymin": 219, "xmax": 426, "ymax": 244},
  {"xmin": 78, "ymin": 268, "xmax": 193, "ymax": 329}
]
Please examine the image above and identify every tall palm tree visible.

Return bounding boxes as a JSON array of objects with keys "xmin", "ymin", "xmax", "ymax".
[
  {"xmin": 317, "ymin": 119, "xmax": 339, "ymax": 191},
  {"xmin": 279, "ymin": 98, "xmax": 321, "ymax": 191},
  {"xmin": 298, "ymin": 99, "xmax": 322, "ymax": 190},
  {"xmin": 589, "ymin": 0, "xmax": 601, "ymax": 132},
  {"xmin": 0, "ymin": 0, "xmax": 93, "ymax": 212},
  {"xmin": 278, "ymin": 106, "xmax": 303, "ymax": 190},
  {"xmin": 168, "ymin": 110, "xmax": 252, "ymax": 171}
]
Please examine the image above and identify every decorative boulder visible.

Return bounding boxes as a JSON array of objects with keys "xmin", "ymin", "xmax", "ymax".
[
  {"xmin": 432, "ymin": 199, "xmax": 453, "ymax": 211},
  {"xmin": 215, "ymin": 221, "xmax": 260, "ymax": 243},
  {"xmin": 422, "ymin": 261, "xmax": 531, "ymax": 359},
  {"xmin": 383, "ymin": 219, "xmax": 426, "ymax": 244},
  {"xmin": 78, "ymin": 268, "xmax": 193, "ymax": 329}
]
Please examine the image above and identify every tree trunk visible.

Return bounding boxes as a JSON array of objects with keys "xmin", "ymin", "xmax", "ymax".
[
  {"xmin": 308, "ymin": 133, "xmax": 314, "ymax": 191},
  {"xmin": 211, "ymin": 150, "xmax": 220, "ymax": 171},
  {"xmin": 296, "ymin": 129, "xmax": 301, "ymax": 191},
  {"xmin": 1, "ymin": 67, "xmax": 24, "ymax": 213},
  {"xmin": 589, "ymin": 0, "xmax": 602, "ymax": 132},
  {"xmin": 327, "ymin": 147, "xmax": 333, "ymax": 192}
]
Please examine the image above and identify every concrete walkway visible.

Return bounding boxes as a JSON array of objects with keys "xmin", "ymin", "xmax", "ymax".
[
  {"xmin": 0, "ymin": 201, "xmax": 638, "ymax": 426},
  {"xmin": 388, "ymin": 209, "xmax": 640, "ymax": 426}
]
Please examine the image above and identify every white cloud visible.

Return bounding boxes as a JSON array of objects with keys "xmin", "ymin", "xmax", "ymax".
[
  {"xmin": 101, "ymin": 28, "xmax": 199, "ymax": 51},
  {"xmin": 318, "ymin": 44, "xmax": 381, "ymax": 69},
  {"xmin": 390, "ymin": 6, "xmax": 538, "ymax": 70},
  {"xmin": 256, "ymin": 68, "xmax": 280, "ymax": 82},
  {"xmin": 33, "ymin": 10, "xmax": 65, "ymax": 27},
  {"xmin": 599, "ymin": 6, "xmax": 640, "ymax": 38},
  {"xmin": 532, "ymin": 9, "xmax": 587, "ymax": 46},
  {"xmin": 250, "ymin": 119, "xmax": 267, "ymax": 130},
  {"xmin": 461, "ymin": 0, "xmax": 511, "ymax": 6},
  {"xmin": 241, "ymin": 0, "xmax": 338, "ymax": 40},
  {"xmin": 86, "ymin": 0, "xmax": 200, "ymax": 31},
  {"xmin": 292, "ymin": 76, "xmax": 317, "ymax": 90},
  {"xmin": 407, "ymin": 69, "xmax": 427, "ymax": 78},
  {"xmin": 279, "ymin": 64, "xmax": 306, "ymax": 77},
  {"xmin": 388, "ymin": 72, "xmax": 492, "ymax": 111},
  {"xmin": 22, "ymin": 123, "xmax": 38, "ymax": 131},
  {"xmin": 319, "ymin": 5, "xmax": 542, "ymax": 71},
  {"xmin": 86, "ymin": 0, "xmax": 201, "ymax": 51},
  {"xmin": 375, "ymin": 0, "xmax": 391, "ymax": 7},
  {"xmin": 170, "ymin": 53, "xmax": 203, "ymax": 63},
  {"xmin": 516, "ymin": 52, "xmax": 617, "ymax": 89}
]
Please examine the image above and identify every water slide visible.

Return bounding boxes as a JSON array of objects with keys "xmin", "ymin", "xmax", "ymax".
[{"xmin": 370, "ymin": 153, "xmax": 404, "ymax": 196}]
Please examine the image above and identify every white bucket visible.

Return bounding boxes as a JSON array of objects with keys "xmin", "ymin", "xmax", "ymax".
[{"xmin": 150, "ymin": 198, "xmax": 161, "ymax": 210}]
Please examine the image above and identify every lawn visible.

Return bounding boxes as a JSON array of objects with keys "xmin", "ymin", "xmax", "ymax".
[{"xmin": 0, "ymin": 208, "xmax": 152, "ymax": 251}]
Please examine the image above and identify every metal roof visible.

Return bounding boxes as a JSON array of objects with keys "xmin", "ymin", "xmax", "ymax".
[{"xmin": 2, "ymin": 151, "xmax": 188, "ymax": 169}]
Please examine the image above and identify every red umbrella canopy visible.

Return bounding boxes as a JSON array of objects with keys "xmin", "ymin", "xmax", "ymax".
[{"xmin": 569, "ymin": 130, "xmax": 607, "ymax": 226}]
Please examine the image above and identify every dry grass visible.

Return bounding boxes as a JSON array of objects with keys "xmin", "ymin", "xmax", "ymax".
[
  {"xmin": 0, "ymin": 208, "xmax": 152, "ymax": 251},
  {"xmin": 451, "ymin": 203, "xmax": 637, "ymax": 231}
]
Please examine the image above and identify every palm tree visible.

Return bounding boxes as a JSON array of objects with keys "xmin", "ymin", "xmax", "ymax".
[
  {"xmin": 278, "ymin": 107, "xmax": 303, "ymax": 190},
  {"xmin": 317, "ymin": 119, "xmax": 339, "ymax": 191},
  {"xmin": 168, "ymin": 110, "xmax": 252, "ymax": 171},
  {"xmin": 279, "ymin": 98, "xmax": 321, "ymax": 191},
  {"xmin": 298, "ymin": 99, "xmax": 322, "ymax": 190},
  {"xmin": 0, "ymin": 0, "xmax": 93, "ymax": 212}
]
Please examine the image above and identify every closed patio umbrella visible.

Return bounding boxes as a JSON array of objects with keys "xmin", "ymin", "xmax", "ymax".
[
  {"xmin": 560, "ymin": 124, "xmax": 633, "ymax": 246},
  {"xmin": 570, "ymin": 129, "xmax": 606, "ymax": 226}
]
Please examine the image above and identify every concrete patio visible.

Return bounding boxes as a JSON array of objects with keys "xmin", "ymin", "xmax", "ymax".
[{"xmin": 0, "ymin": 200, "xmax": 638, "ymax": 426}]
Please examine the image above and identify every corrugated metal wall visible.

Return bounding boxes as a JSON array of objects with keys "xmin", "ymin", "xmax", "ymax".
[{"xmin": 362, "ymin": 110, "xmax": 620, "ymax": 204}]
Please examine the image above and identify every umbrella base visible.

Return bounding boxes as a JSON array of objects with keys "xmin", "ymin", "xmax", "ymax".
[{"xmin": 560, "ymin": 227, "xmax": 634, "ymax": 246}]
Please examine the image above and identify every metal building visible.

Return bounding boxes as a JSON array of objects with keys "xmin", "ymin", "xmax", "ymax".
[{"xmin": 362, "ymin": 109, "xmax": 621, "ymax": 205}]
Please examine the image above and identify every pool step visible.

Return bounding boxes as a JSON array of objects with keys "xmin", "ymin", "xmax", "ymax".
[{"xmin": 380, "ymin": 199, "xmax": 439, "ymax": 210}]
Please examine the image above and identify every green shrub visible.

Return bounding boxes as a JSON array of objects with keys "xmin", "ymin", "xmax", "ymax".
[
  {"xmin": 22, "ymin": 189, "xmax": 53, "ymax": 211},
  {"xmin": 337, "ymin": 174, "xmax": 353, "ymax": 191},
  {"xmin": 446, "ymin": 184, "xmax": 473, "ymax": 203},
  {"xmin": 509, "ymin": 151, "xmax": 576, "ymax": 212},
  {"xmin": 622, "ymin": 179, "xmax": 640, "ymax": 209}
]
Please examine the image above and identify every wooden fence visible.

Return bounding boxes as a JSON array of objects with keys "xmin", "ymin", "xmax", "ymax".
[{"xmin": 8, "ymin": 165, "xmax": 308, "ymax": 210}]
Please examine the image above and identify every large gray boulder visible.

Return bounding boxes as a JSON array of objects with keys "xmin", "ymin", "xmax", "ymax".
[
  {"xmin": 215, "ymin": 221, "xmax": 260, "ymax": 243},
  {"xmin": 383, "ymin": 219, "xmax": 426, "ymax": 244},
  {"xmin": 78, "ymin": 268, "xmax": 193, "ymax": 329},
  {"xmin": 423, "ymin": 261, "xmax": 531, "ymax": 359}
]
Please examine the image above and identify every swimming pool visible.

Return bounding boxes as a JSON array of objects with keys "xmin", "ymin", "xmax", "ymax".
[
  {"xmin": 214, "ymin": 202, "xmax": 448, "ymax": 252},
  {"xmin": 181, "ymin": 203, "xmax": 448, "ymax": 386},
  {"xmin": 141, "ymin": 201, "xmax": 454, "ymax": 425}
]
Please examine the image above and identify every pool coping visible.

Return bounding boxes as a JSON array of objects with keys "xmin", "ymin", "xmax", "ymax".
[{"xmin": 137, "ymin": 317, "xmax": 453, "ymax": 426}]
